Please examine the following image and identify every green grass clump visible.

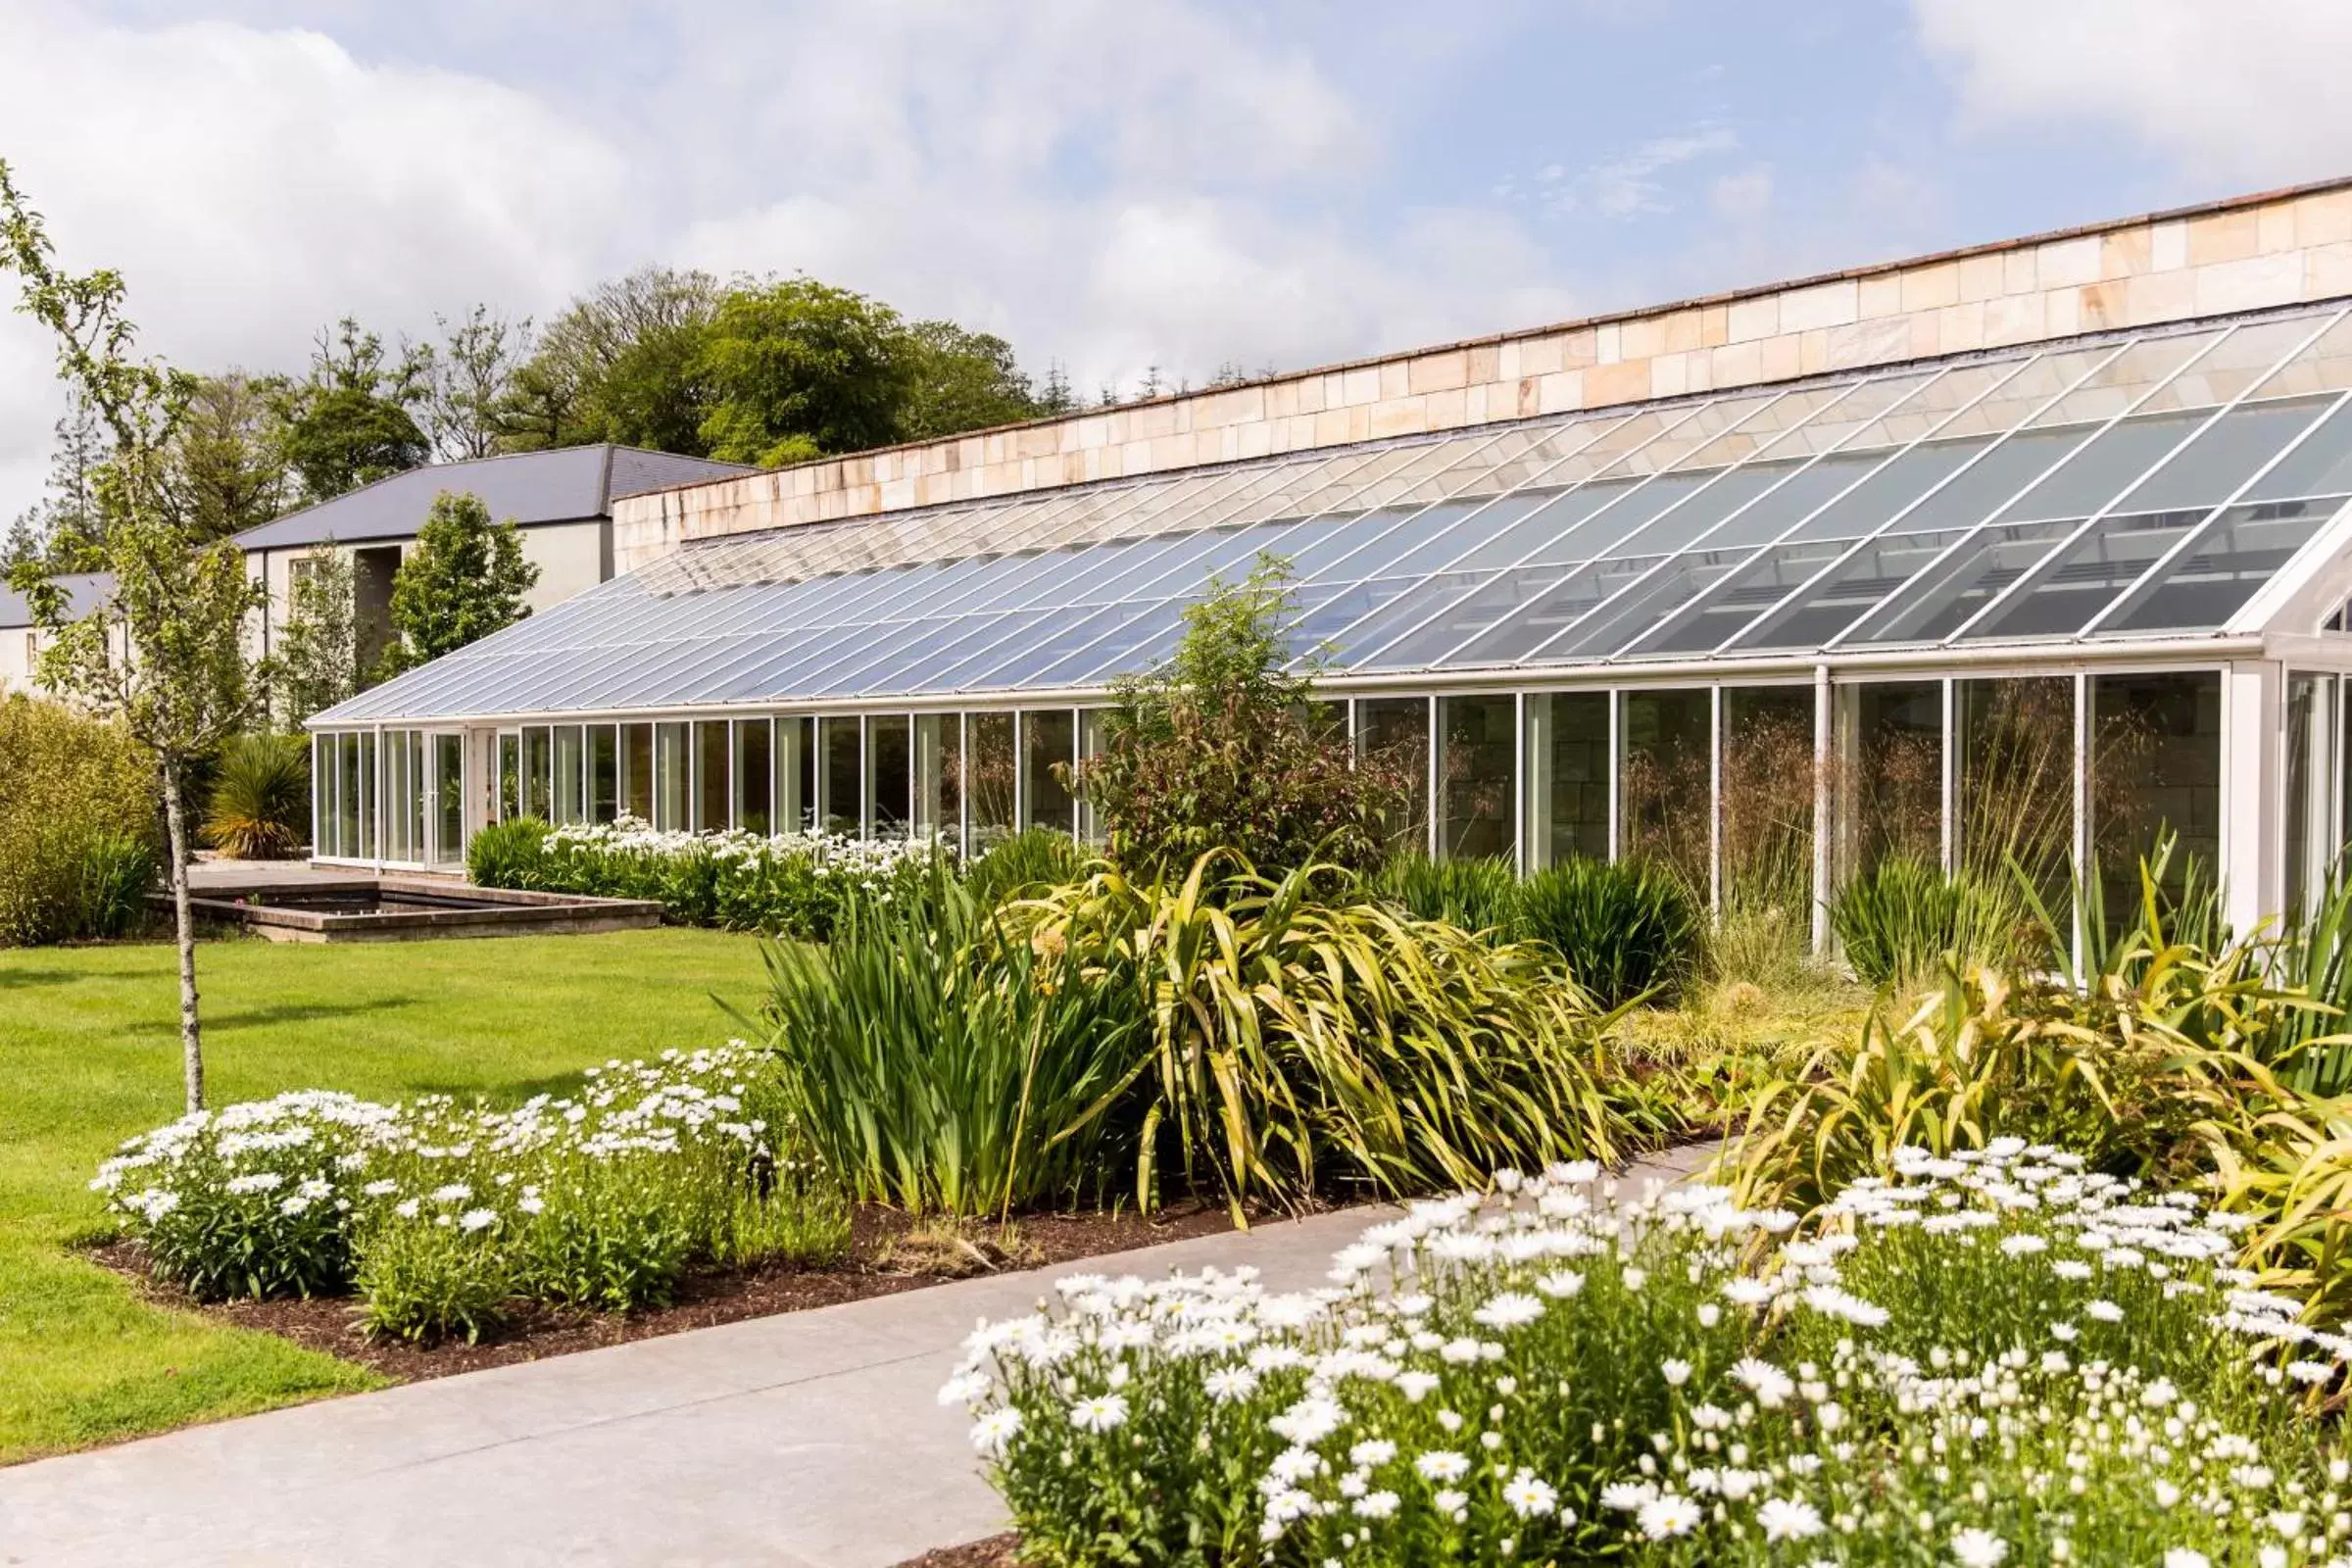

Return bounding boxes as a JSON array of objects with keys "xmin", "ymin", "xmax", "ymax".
[{"xmin": 1515, "ymin": 857, "xmax": 1703, "ymax": 1007}]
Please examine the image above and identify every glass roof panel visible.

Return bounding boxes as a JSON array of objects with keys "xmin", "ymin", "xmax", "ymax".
[
  {"xmin": 1838, "ymin": 519, "xmax": 2081, "ymax": 645},
  {"xmin": 2248, "ymin": 313, "xmax": 2352, "ymax": 400},
  {"xmin": 1960, "ymin": 512, "xmax": 2215, "ymax": 642},
  {"xmin": 1612, "ymin": 391, "xmax": 1787, "ymax": 476},
  {"xmin": 1708, "ymin": 450, "xmax": 1889, "ymax": 548},
  {"xmin": 2138, "ymin": 315, "xmax": 2327, "ymax": 414},
  {"xmin": 2100, "ymin": 497, "xmax": 2348, "ymax": 634},
  {"xmin": 2024, "ymin": 331, "xmax": 2220, "ymax": 428},
  {"xmin": 2247, "ymin": 399, "xmax": 2352, "ymax": 501},
  {"xmin": 1428, "ymin": 559, "xmax": 1662, "ymax": 668},
  {"xmin": 1787, "ymin": 436, "xmax": 1995, "ymax": 541},
  {"xmin": 2113, "ymin": 396, "xmax": 2333, "ymax": 514},
  {"xmin": 1626, "ymin": 536, "xmax": 1860, "ymax": 657},
  {"xmin": 1994, "ymin": 410, "xmax": 2212, "ymax": 522},
  {"xmin": 1531, "ymin": 547, "xmax": 1759, "ymax": 662}
]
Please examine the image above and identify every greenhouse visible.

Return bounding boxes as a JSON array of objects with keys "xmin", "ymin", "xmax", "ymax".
[{"xmin": 313, "ymin": 292, "xmax": 2352, "ymax": 956}]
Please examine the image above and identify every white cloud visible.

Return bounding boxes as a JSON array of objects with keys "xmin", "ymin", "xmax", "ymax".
[
  {"xmin": 1914, "ymin": 0, "xmax": 2352, "ymax": 184},
  {"xmin": 1708, "ymin": 165, "xmax": 1775, "ymax": 222},
  {"xmin": 0, "ymin": 0, "xmax": 629, "ymax": 518}
]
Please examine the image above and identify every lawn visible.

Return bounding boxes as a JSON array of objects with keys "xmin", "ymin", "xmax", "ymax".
[{"xmin": 0, "ymin": 927, "xmax": 771, "ymax": 1464}]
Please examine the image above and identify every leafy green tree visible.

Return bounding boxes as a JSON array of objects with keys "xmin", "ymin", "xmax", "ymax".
[
  {"xmin": 169, "ymin": 370, "xmax": 291, "ymax": 541},
  {"xmin": 505, "ymin": 267, "xmax": 718, "ymax": 454},
  {"xmin": 898, "ymin": 318, "xmax": 1043, "ymax": 440},
  {"xmin": 377, "ymin": 490, "xmax": 539, "ymax": 676},
  {"xmin": 270, "ymin": 541, "xmax": 358, "ymax": 727},
  {"xmin": 9, "ymin": 392, "xmax": 108, "ymax": 569},
  {"xmin": 696, "ymin": 277, "xmax": 912, "ymax": 466},
  {"xmin": 0, "ymin": 158, "xmax": 268, "ymax": 1111},
  {"xmin": 273, "ymin": 317, "xmax": 428, "ymax": 500}
]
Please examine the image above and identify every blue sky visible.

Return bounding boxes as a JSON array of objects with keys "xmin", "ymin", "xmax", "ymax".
[{"xmin": 4, "ymin": 0, "xmax": 2348, "ymax": 519}]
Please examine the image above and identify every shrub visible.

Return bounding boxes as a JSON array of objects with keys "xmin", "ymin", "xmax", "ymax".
[
  {"xmin": 955, "ymin": 1145, "xmax": 2317, "ymax": 1568},
  {"xmin": 1830, "ymin": 855, "xmax": 2038, "ymax": 985},
  {"xmin": 94, "ymin": 1048, "xmax": 847, "ymax": 1341},
  {"xmin": 1075, "ymin": 557, "xmax": 1410, "ymax": 880},
  {"xmin": 1514, "ymin": 857, "xmax": 1702, "ymax": 1007},
  {"xmin": 466, "ymin": 815, "xmax": 550, "ymax": 888},
  {"xmin": 200, "ymin": 732, "xmax": 312, "ymax": 859},
  {"xmin": 760, "ymin": 871, "xmax": 1149, "ymax": 1217},
  {"xmin": 0, "ymin": 696, "xmax": 159, "ymax": 945},
  {"xmin": 963, "ymin": 826, "xmax": 1084, "ymax": 909},
  {"xmin": 72, "ymin": 829, "xmax": 157, "ymax": 939},
  {"xmin": 1372, "ymin": 854, "xmax": 1520, "ymax": 936},
  {"xmin": 1019, "ymin": 853, "xmax": 1639, "ymax": 1217}
]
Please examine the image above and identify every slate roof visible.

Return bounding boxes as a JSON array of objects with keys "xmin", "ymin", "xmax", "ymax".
[
  {"xmin": 232, "ymin": 445, "xmax": 750, "ymax": 553},
  {"xmin": 0, "ymin": 571, "xmax": 114, "ymax": 630}
]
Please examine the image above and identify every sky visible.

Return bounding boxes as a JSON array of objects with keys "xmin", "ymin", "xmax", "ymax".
[{"xmin": 5, "ymin": 0, "xmax": 2352, "ymax": 524}]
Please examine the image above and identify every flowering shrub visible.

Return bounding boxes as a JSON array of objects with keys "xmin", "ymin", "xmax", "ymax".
[
  {"xmin": 94, "ymin": 1047, "xmax": 847, "ymax": 1340},
  {"xmin": 470, "ymin": 813, "xmax": 956, "ymax": 940},
  {"xmin": 950, "ymin": 1144, "xmax": 2350, "ymax": 1567}
]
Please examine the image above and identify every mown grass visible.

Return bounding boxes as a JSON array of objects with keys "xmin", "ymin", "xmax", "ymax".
[{"xmin": 0, "ymin": 927, "xmax": 769, "ymax": 1463}]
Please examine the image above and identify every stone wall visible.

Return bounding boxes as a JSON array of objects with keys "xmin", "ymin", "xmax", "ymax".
[{"xmin": 613, "ymin": 177, "xmax": 2352, "ymax": 573}]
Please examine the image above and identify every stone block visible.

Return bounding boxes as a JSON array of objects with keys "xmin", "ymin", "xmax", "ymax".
[
  {"xmin": 2078, "ymin": 279, "xmax": 2127, "ymax": 330},
  {"xmin": 1708, "ymin": 339, "xmax": 1764, "ymax": 386},
  {"xmin": 1342, "ymin": 366, "xmax": 1382, "ymax": 407},
  {"xmin": 1780, "ymin": 279, "xmax": 1859, "ymax": 332},
  {"xmin": 1586, "ymin": 359, "xmax": 1650, "ymax": 407},
  {"xmin": 1595, "ymin": 321, "xmax": 1624, "ymax": 365},
  {"xmin": 1699, "ymin": 303, "xmax": 1732, "ymax": 347},
  {"xmin": 1858, "ymin": 271, "xmax": 1904, "ymax": 319},
  {"xmin": 1535, "ymin": 368, "xmax": 1585, "ymax": 414},
  {"xmin": 2151, "ymin": 220, "xmax": 2189, "ymax": 271},
  {"xmin": 1936, "ymin": 300, "xmax": 1988, "ymax": 354},
  {"xmin": 1616, "ymin": 315, "xmax": 1665, "ymax": 361},
  {"xmin": 2036, "ymin": 236, "xmax": 2102, "ymax": 289},
  {"xmin": 1984, "ymin": 292, "xmax": 2048, "ymax": 346},
  {"xmin": 1515, "ymin": 375, "xmax": 1542, "ymax": 416},
  {"xmin": 2299, "ymin": 190, "xmax": 2352, "ymax": 248},
  {"xmin": 2188, "ymin": 208, "xmax": 2261, "ymax": 266},
  {"xmin": 2305, "ymin": 240, "xmax": 2352, "ymax": 298},
  {"xmin": 2125, "ymin": 268, "xmax": 2199, "ymax": 320},
  {"xmin": 1901, "ymin": 261, "xmax": 1961, "ymax": 312},
  {"xmin": 1648, "ymin": 352, "xmax": 1690, "ymax": 398},
  {"xmin": 1797, "ymin": 328, "xmax": 1831, "ymax": 375},
  {"xmin": 2259, "ymin": 203, "xmax": 2300, "ymax": 255},
  {"xmin": 2045, "ymin": 287, "xmax": 2082, "ymax": 338},
  {"xmin": 1367, "ymin": 397, "xmax": 1431, "ymax": 439},
  {"xmin": 1466, "ymin": 341, "xmax": 1502, "ymax": 384},
  {"xmin": 2002, "ymin": 249, "xmax": 2038, "ymax": 295},
  {"xmin": 1758, "ymin": 333, "xmax": 1803, "ymax": 380},
  {"xmin": 2193, "ymin": 253, "xmax": 2302, "ymax": 316},
  {"xmin": 1726, "ymin": 294, "xmax": 1780, "ymax": 343},
  {"xmin": 2102, "ymin": 225, "xmax": 2153, "ymax": 279},
  {"xmin": 1824, "ymin": 316, "xmax": 1913, "ymax": 370},
  {"xmin": 1379, "ymin": 360, "xmax": 1411, "ymax": 400},
  {"xmin": 1314, "ymin": 407, "xmax": 1353, "ymax": 445},
  {"xmin": 1408, "ymin": 348, "xmax": 1470, "ymax": 394},
  {"xmin": 1425, "ymin": 386, "xmax": 1468, "ymax": 429}
]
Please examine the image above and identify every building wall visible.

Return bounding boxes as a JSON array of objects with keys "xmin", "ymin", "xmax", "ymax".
[
  {"xmin": 613, "ymin": 177, "xmax": 2352, "ymax": 573},
  {"xmin": 0, "ymin": 624, "xmax": 37, "ymax": 694}
]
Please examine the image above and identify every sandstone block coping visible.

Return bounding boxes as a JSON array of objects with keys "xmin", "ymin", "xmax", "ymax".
[{"xmin": 614, "ymin": 175, "xmax": 2352, "ymax": 574}]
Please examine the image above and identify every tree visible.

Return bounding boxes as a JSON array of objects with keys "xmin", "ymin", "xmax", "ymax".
[
  {"xmin": 696, "ymin": 276, "xmax": 912, "ymax": 466},
  {"xmin": 0, "ymin": 159, "xmax": 268, "ymax": 1111},
  {"xmin": 1075, "ymin": 555, "xmax": 1408, "ymax": 880},
  {"xmin": 9, "ymin": 392, "xmax": 109, "ymax": 569},
  {"xmin": 377, "ymin": 490, "xmax": 538, "ymax": 676},
  {"xmin": 270, "ymin": 541, "xmax": 357, "ymax": 728},
  {"xmin": 897, "ymin": 318, "xmax": 1043, "ymax": 440},
  {"xmin": 168, "ymin": 370, "xmax": 291, "ymax": 541},
  {"xmin": 273, "ymin": 317, "xmax": 428, "ymax": 500},
  {"xmin": 413, "ymin": 305, "xmax": 532, "ymax": 462},
  {"xmin": 506, "ymin": 267, "xmax": 719, "ymax": 454}
]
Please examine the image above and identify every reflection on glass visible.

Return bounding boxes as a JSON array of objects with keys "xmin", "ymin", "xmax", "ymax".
[
  {"xmin": 1722, "ymin": 687, "xmax": 1816, "ymax": 936},
  {"xmin": 695, "ymin": 720, "xmax": 730, "ymax": 833},
  {"xmin": 359, "ymin": 732, "xmax": 376, "ymax": 859},
  {"xmin": 2091, "ymin": 672, "xmax": 2221, "ymax": 925},
  {"xmin": 588, "ymin": 726, "xmax": 618, "ymax": 825},
  {"xmin": 819, "ymin": 715, "xmax": 860, "ymax": 836},
  {"xmin": 554, "ymin": 725, "xmax": 584, "ymax": 826},
  {"xmin": 623, "ymin": 723, "xmax": 653, "ymax": 821},
  {"xmin": 777, "ymin": 716, "xmax": 814, "ymax": 832},
  {"xmin": 1357, "ymin": 697, "xmax": 1430, "ymax": 856},
  {"xmin": 733, "ymin": 718, "xmax": 772, "ymax": 835},
  {"xmin": 435, "ymin": 733, "xmax": 465, "ymax": 865},
  {"xmin": 869, "ymin": 714, "xmax": 912, "ymax": 838},
  {"xmin": 523, "ymin": 726, "xmax": 552, "ymax": 821},
  {"xmin": 1833, "ymin": 681, "xmax": 1942, "ymax": 885},
  {"xmin": 1524, "ymin": 692, "xmax": 1607, "ymax": 868},
  {"xmin": 2101, "ymin": 500, "xmax": 2340, "ymax": 633},
  {"xmin": 2285, "ymin": 673, "xmax": 2338, "ymax": 922},
  {"xmin": 1619, "ymin": 689, "xmax": 1710, "ymax": 893},
  {"xmin": 1021, "ymin": 710, "xmax": 1076, "ymax": 834},
  {"xmin": 969, "ymin": 712, "xmax": 1016, "ymax": 851},
  {"xmin": 498, "ymin": 732, "xmax": 520, "ymax": 823},
  {"xmin": 1440, "ymin": 695, "xmax": 1515, "ymax": 861},
  {"xmin": 1957, "ymin": 677, "xmax": 2073, "ymax": 918},
  {"xmin": 654, "ymin": 721, "xmax": 689, "ymax": 832},
  {"xmin": 915, "ymin": 713, "xmax": 964, "ymax": 849}
]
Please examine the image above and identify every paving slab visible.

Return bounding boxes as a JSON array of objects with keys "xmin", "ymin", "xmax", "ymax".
[{"xmin": 0, "ymin": 1146, "xmax": 1715, "ymax": 1568}]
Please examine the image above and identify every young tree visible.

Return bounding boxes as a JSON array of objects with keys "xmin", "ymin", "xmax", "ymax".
[
  {"xmin": 273, "ymin": 317, "xmax": 429, "ymax": 500},
  {"xmin": 0, "ymin": 159, "xmax": 267, "ymax": 1111},
  {"xmin": 169, "ymin": 370, "xmax": 292, "ymax": 541},
  {"xmin": 270, "ymin": 541, "xmax": 358, "ymax": 728},
  {"xmin": 376, "ymin": 490, "xmax": 538, "ymax": 676},
  {"xmin": 412, "ymin": 305, "xmax": 532, "ymax": 462}
]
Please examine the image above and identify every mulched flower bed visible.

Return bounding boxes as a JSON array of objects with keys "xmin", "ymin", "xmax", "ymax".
[
  {"xmin": 895, "ymin": 1533, "xmax": 1023, "ymax": 1568},
  {"xmin": 83, "ymin": 1200, "xmax": 1263, "ymax": 1384}
]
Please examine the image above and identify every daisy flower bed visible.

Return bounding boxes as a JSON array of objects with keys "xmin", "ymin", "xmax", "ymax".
[{"xmin": 949, "ymin": 1144, "xmax": 2351, "ymax": 1567}]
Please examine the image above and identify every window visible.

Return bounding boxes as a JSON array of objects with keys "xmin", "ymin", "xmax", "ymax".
[
  {"xmin": 733, "ymin": 718, "xmax": 773, "ymax": 835},
  {"xmin": 434, "ymin": 733, "xmax": 465, "ymax": 866},
  {"xmin": 623, "ymin": 723, "xmax": 654, "ymax": 821},
  {"xmin": 694, "ymin": 720, "xmax": 730, "ymax": 832},
  {"xmin": 1020, "ymin": 710, "xmax": 1077, "ymax": 834},
  {"xmin": 553, "ymin": 725, "xmax": 584, "ymax": 826},
  {"xmin": 1619, "ymin": 689, "xmax": 1710, "ymax": 890},
  {"xmin": 1833, "ymin": 681, "xmax": 1941, "ymax": 883},
  {"xmin": 654, "ymin": 721, "xmax": 690, "ymax": 830},
  {"xmin": 1356, "ymin": 697, "xmax": 1430, "ymax": 856},
  {"xmin": 819, "ymin": 715, "xmax": 860, "ymax": 835},
  {"xmin": 588, "ymin": 725, "xmax": 618, "ymax": 824},
  {"xmin": 868, "ymin": 714, "xmax": 911, "ymax": 839},
  {"xmin": 1524, "ymin": 692, "xmax": 1608, "ymax": 867},
  {"xmin": 1439, "ymin": 695, "xmax": 1515, "ymax": 861},
  {"xmin": 969, "ymin": 712, "xmax": 1016, "ymax": 851},
  {"xmin": 2092, "ymin": 671, "xmax": 2221, "ymax": 922},
  {"xmin": 1721, "ymin": 686, "xmax": 1816, "ymax": 927},
  {"xmin": 915, "ymin": 712, "xmax": 964, "ymax": 849}
]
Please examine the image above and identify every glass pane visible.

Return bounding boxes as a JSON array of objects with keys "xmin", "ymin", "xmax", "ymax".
[
  {"xmin": 1722, "ymin": 686, "xmax": 1816, "ymax": 935},
  {"xmin": 522, "ymin": 726, "xmax": 552, "ymax": 821},
  {"xmin": 498, "ymin": 732, "xmax": 520, "ymax": 823},
  {"xmin": 1738, "ymin": 531, "xmax": 1970, "ymax": 652},
  {"xmin": 1609, "ymin": 463, "xmax": 1792, "ymax": 557},
  {"xmin": 2286, "ymin": 673, "xmax": 2339, "ymax": 922},
  {"xmin": 1439, "ymin": 694, "xmax": 1515, "ymax": 862},
  {"xmin": 869, "ymin": 714, "xmax": 911, "ymax": 838},
  {"xmin": 1538, "ymin": 548, "xmax": 1756, "ymax": 662},
  {"xmin": 733, "ymin": 718, "xmax": 772, "ymax": 835},
  {"xmin": 694, "ymin": 720, "xmax": 730, "ymax": 832},
  {"xmin": 1633, "ymin": 538, "xmax": 1857, "ymax": 657},
  {"xmin": 1842, "ymin": 520, "xmax": 2077, "ymax": 645},
  {"xmin": 2091, "ymin": 671, "xmax": 2221, "ymax": 924},
  {"xmin": 1788, "ymin": 436, "xmax": 1995, "ymax": 542},
  {"xmin": 1995, "ymin": 411, "xmax": 2208, "ymax": 522},
  {"xmin": 819, "ymin": 715, "xmax": 860, "ymax": 836},
  {"xmin": 1704, "ymin": 450, "xmax": 1889, "ymax": 549},
  {"xmin": 1620, "ymin": 689, "xmax": 1709, "ymax": 892},
  {"xmin": 2246, "ymin": 311, "xmax": 2352, "ymax": 401},
  {"xmin": 1356, "ymin": 697, "xmax": 1429, "ymax": 855},
  {"xmin": 339, "ymin": 734, "xmax": 360, "ymax": 858},
  {"xmin": 655, "ymin": 722, "xmax": 689, "ymax": 832},
  {"xmin": 1889, "ymin": 427, "xmax": 2094, "ymax": 533},
  {"xmin": 435, "ymin": 733, "xmax": 465, "ymax": 865},
  {"xmin": 1020, "ymin": 710, "xmax": 1076, "ymax": 834},
  {"xmin": 969, "ymin": 712, "xmax": 1016, "ymax": 851},
  {"xmin": 2247, "ymin": 400, "xmax": 2352, "ymax": 501},
  {"xmin": 588, "ymin": 725, "xmax": 618, "ymax": 825},
  {"xmin": 2111, "ymin": 397, "xmax": 2331, "ymax": 514},
  {"xmin": 914, "ymin": 712, "xmax": 963, "ymax": 848},
  {"xmin": 2101, "ymin": 498, "xmax": 2344, "ymax": 633},
  {"xmin": 1957, "ymin": 676, "xmax": 2073, "ymax": 915},
  {"xmin": 623, "ymin": 723, "xmax": 653, "ymax": 821},
  {"xmin": 554, "ymin": 724, "xmax": 584, "ymax": 827},
  {"xmin": 777, "ymin": 715, "xmax": 814, "ymax": 832},
  {"xmin": 1833, "ymin": 681, "xmax": 1942, "ymax": 883},
  {"xmin": 2025, "ymin": 330, "xmax": 2218, "ymax": 427},
  {"xmin": 1435, "ymin": 559, "xmax": 1659, "ymax": 668},
  {"xmin": 1525, "ymin": 692, "xmax": 1608, "ymax": 867},
  {"xmin": 2141, "ymin": 315, "xmax": 2326, "ymax": 414},
  {"xmin": 1964, "ymin": 512, "xmax": 2214, "ymax": 641},
  {"xmin": 1450, "ymin": 477, "xmax": 1644, "ymax": 571},
  {"xmin": 1616, "ymin": 392, "xmax": 1784, "ymax": 476}
]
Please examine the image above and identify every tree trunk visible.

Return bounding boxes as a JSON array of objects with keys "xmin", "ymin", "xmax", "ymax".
[{"xmin": 161, "ymin": 762, "xmax": 205, "ymax": 1112}]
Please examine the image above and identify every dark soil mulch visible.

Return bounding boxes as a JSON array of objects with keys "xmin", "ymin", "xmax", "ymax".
[
  {"xmin": 84, "ymin": 1200, "xmax": 1271, "ymax": 1384},
  {"xmin": 896, "ymin": 1533, "xmax": 1023, "ymax": 1568}
]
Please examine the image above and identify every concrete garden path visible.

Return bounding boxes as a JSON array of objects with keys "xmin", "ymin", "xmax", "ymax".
[{"xmin": 0, "ymin": 1144, "xmax": 1717, "ymax": 1568}]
